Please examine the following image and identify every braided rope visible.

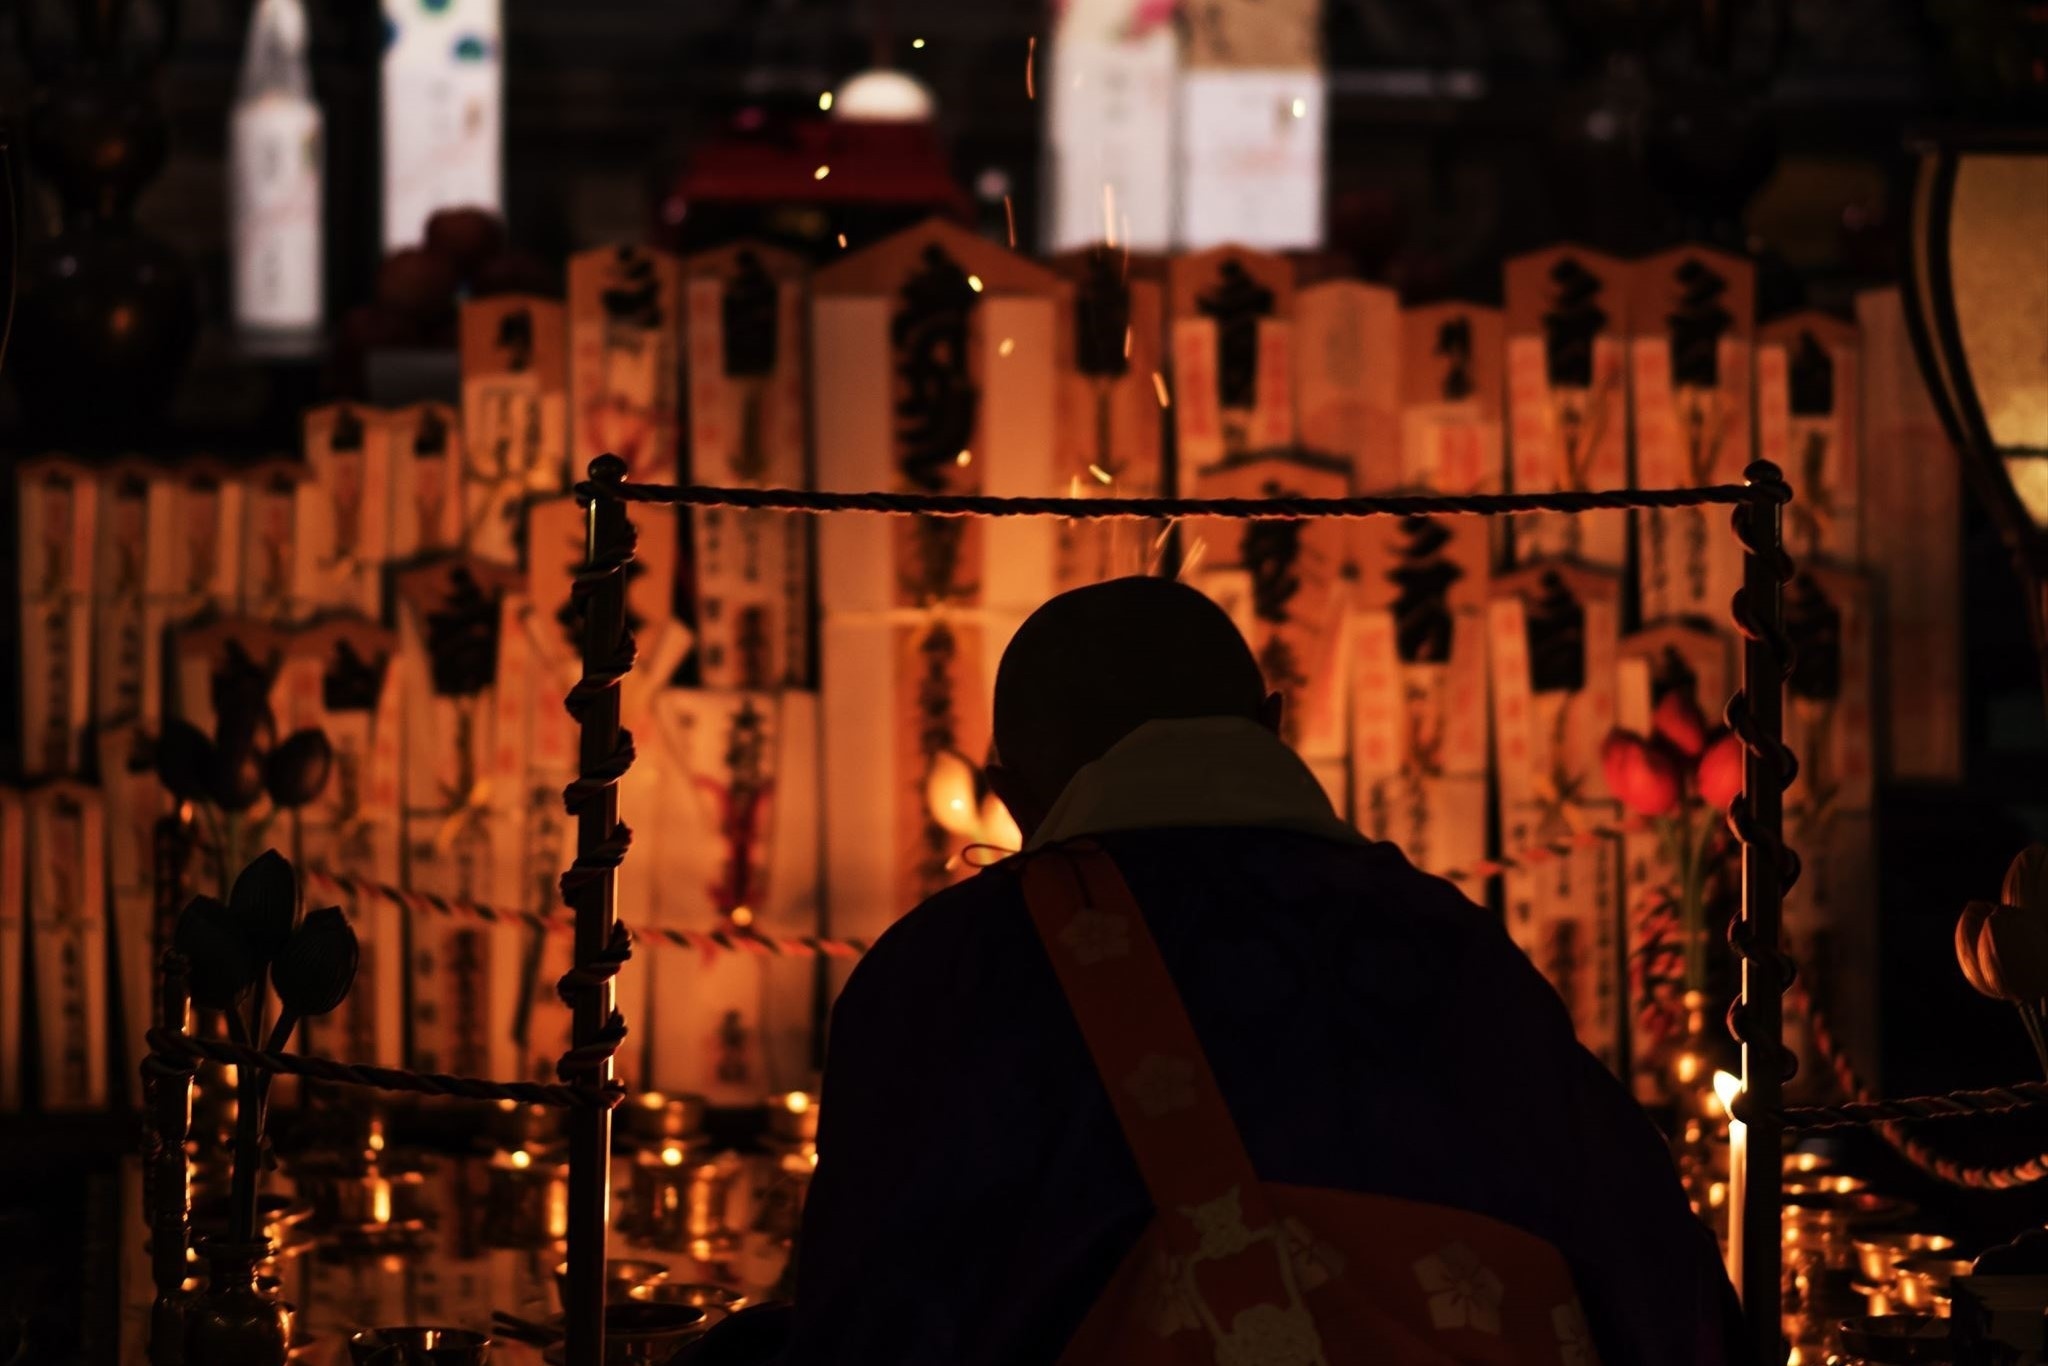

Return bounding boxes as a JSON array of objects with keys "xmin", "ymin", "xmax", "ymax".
[
  {"xmin": 145, "ymin": 1026, "xmax": 623, "ymax": 1110},
  {"xmin": 306, "ymin": 867, "xmax": 873, "ymax": 958},
  {"xmin": 583, "ymin": 479, "xmax": 1782, "ymax": 521},
  {"xmin": 1723, "ymin": 462, "xmax": 1803, "ymax": 1095},
  {"xmin": 1786, "ymin": 978, "xmax": 2048, "ymax": 1188}
]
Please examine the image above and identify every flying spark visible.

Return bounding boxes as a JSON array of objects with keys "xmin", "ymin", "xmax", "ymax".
[
  {"xmin": 814, "ymin": 165, "xmax": 831, "ymax": 180},
  {"xmin": 1123, "ymin": 325, "xmax": 1133, "ymax": 359},
  {"xmin": 1026, "ymin": 36, "xmax": 1036, "ymax": 99},
  {"xmin": 998, "ymin": 337, "xmax": 1015, "ymax": 357},
  {"xmin": 967, "ymin": 274, "xmax": 984, "ymax": 292},
  {"xmin": 1003, "ymin": 194, "xmax": 1017, "ymax": 248},
  {"xmin": 1088, "ymin": 464, "xmax": 1114, "ymax": 485},
  {"xmin": 912, "ymin": 37, "xmax": 925, "ymax": 49},
  {"xmin": 819, "ymin": 91, "xmax": 834, "ymax": 111},
  {"xmin": 956, "ymin": 449, "xmax": 972, "ymax": 467},
  {"xmin": 1290, "ymin": 97, "xmax": 1306, "ymax": 119},
  {"xmin": 1152, "ymin": 371, "xmax": 1170, "ymax": 408},
  {"xmin": 837, "ymin": 233, "xmax": 848, "ymax": 248}
]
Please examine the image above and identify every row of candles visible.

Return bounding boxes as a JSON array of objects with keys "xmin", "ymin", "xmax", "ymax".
[
  {"xmin": 174, "ymin": 1079, "xmax": 819, "ymax": 1358},
  {"xmin": 1662, "ymin": 1062, "xmax": 1995, "ymax": 1363}
]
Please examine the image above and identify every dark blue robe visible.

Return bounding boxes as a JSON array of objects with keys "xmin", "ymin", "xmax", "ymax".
[{"xmin": 780, "ymin": 828, "xmax": 1747, "ymax": 1365}]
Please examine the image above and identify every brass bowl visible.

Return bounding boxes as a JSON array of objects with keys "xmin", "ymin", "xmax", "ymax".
[
  {"xmin": 553, "ymin": 1258, "xmax": 669, "ymax": 1307},
  {"xmin": 766, "ymin": 1092, "xmax": 818, "ymax": 1146},
  {"xmin": 1835, "ymin": 1314, "xmax": 1950, "ymax": 1363},
  {"xmin": 347, "ymin": 1325, "xmax": 492, "ymax": 1365},
  {"xmin": 1893, "ymin": 1254, "xmax": 1976, "ymax": 1313},
  {"xmin": 620, "ymin": 1092, "xmax": 708, "ymax": 1148},
  {"xmin": 627, "ymin": 1280, "xmax": 747, "ymax": 1324},
  {"xmin": 1854, "ymin": 1232, "xmax": 1960, "ymax": 1285},
  {"xmin": 540, "ymin": 1303, "xmax": 708, "ymax": 1366}
]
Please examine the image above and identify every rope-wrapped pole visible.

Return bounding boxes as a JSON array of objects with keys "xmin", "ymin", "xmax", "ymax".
[
  {"xmin": 559, "ymin": 455, "xmax": 640, "ymax": 1366},
  {"xmin": 1725, "ymin": 460, "xmax": 1799, "ymax": 1365},
  {"xmin": 143, "ymin": 951, "xmax": 195, "ymax": 1366}
]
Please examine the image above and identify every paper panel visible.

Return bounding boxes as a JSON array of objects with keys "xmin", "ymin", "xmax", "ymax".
[
  {"xmin": 1050, "ymin": 251, "xmax": 1168, "ymax": 589},
  {"xmin": 389, "ymin": 402, "xmax": 465, "ymax": 562},
  {"xmin": 99, "ymin": 726, "xmax": 166, "ymax": 1102},
  {"xmin": 1176, "ymin": 69, "xmax": 1325, "ymax": 252},
  {"xmin": 459, "ymin": 295, "xmax": 569, "ymax": 564},
  {"xmin": 1631, "ymin": 249, "xmax": 1755, "ymax": 626},
  {"xmin": 1169, "ymin": 247, "xmax": 1295, "ymax": 464},
  {"xmin": 571, "ymin": 244, "xmax": 684, "ymax": 484},
  {"xmin": 94, "ymin": 464, "xmax": 168, "ymax": 731},
  {"xmin": 1187, "ymin": 456, "xmax": 1355, "ymax": 760},
  {"xmin": 29, "ymin": 783, "xmax": 108, "ymax": 1109},
  {"xmin": 299, "ymin": 403, "xmax": 395, "ymax": 618},
  {"xmin": 16, "ymin": 458, "xmax": 97, "ymax": 778},
  {"xmin": 1856, "ymin": 288, "xmax": 1963, "ymax": 783},
  {"xmin": 280, "ymin": 618, "xmax": 406, "ymax": 1068},
  {"xmin": 1046, "ymin": 29, "xmax": 1177, "ymax": 254},
  {"xmin": 635, "ymin": 690, "xmax": 821, "ymax": 1101},
  {"xmin": 1296, "ymin": 280, "xmax": 1400, "ymax": 490},
  {"xmin": 0, "ymin": 792, "xmax": 24, "ymax": 1109},
  {"xmin": 1759, "ymin": 311, "xmax": 1861, "ymax": 564},
  {"xmin": 686, "ymin": 244, "xmax": 811, "ymax": 688},
  {"xmin": 1503, "ymin": 246, "xmax": 1629, "ymax": 567}
]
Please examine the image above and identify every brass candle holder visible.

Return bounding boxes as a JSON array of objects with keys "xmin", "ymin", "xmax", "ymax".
[{"xmin": 481, "ymin": 1147, "xmax": 570, "ymax": 1249}]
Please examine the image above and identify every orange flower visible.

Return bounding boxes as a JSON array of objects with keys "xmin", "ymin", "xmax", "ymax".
[
  {"xmin": 1696, "ymin": 731, "xmax": 1744, "ymax": 811},
  {"xmin": 1602, "ymin": 730, "xmax": 1682, "ymax": 819},
  {"xmin": 1652, "ymin": 690, "xmax": 1710, "ymax": 759}
]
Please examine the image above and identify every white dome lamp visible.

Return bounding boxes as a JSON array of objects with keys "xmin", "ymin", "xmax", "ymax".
[{"xmin": 830, "ymin": 68, "xmax": 936, "ymax": 123}]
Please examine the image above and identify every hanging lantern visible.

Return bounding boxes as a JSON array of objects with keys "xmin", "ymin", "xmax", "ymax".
[{"xmin": 1902, "ymin": 130, "xmax": 2048, "ymax": 703}]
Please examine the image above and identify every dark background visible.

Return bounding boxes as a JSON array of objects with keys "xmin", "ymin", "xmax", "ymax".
[{"xmin": 1, "ymin": 0, "xmax": 2046, "ymax": 1302}]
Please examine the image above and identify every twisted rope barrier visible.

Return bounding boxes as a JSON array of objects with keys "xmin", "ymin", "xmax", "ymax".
[
  {"xmin": 144, "ymin": 1026, "xmax": 622, "ymax": 1109},
  {"xmin": 1788, "ymin": 977, "xmax": 2048, "ymax": 1188},
  {"xmin": 583, "ymin": 478, "xmax": 1784, "ymax": 521},
  {"xmin": 305, "ymin": 867, "xmax": 872, "ymax": 957}
]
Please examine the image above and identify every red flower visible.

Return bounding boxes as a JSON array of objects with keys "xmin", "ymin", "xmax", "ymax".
[
  {"xmin": 1696, "ymin": 731, "xmax": 1744, "ymax": 810},
  {"xmin": 1652, "ymin": 690, "xmax": 1710, "ymax": 759},
  {"xmin": 1602, "ymin": 730, "xmax": 1683, "ymax": 818}
]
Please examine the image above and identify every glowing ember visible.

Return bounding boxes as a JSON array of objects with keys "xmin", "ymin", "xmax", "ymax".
[
  {"xmin": 836, "ymin": 233, "xmax": 848, "ymax": 248},
  {"xmin": 814, "ymin": 166, "xmax": 831, "ymax": 181},
  {"xmin": 967, "ymin": 274, "xmax": 984, "ymax": 293},
  {"xmin": 956, "ymin": 449, "xmax": 973, "ymax": 467},
  {"xmin": 911, "ymin": 37, "xmax": 925, "ymax": 49},
  {"xmin": 818, "ymin": 91, "xmax": 833, "ymax": 111}
]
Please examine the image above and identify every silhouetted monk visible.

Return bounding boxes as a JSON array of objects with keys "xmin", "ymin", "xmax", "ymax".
[{"xmin": 740, "ymin": 577, "xmax": 1743, "ymax": 1365}]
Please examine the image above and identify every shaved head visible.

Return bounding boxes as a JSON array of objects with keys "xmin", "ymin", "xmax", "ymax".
[{"xmin": 990, "ymin": 577, "xmax": 1271, "ymax": 830}]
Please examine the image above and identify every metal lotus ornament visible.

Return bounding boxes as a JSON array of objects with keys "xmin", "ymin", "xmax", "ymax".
[
  {"xmin": 1955, "ymin": 844, "xmax": 2048, "ymax": 1078},
  {"xmin": 171, "ymin": 849, "xmax": 359, "ymax": 1257}
]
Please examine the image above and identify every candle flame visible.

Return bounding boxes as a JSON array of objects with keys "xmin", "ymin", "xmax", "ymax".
[
  {"xmin": 1712, "ymin": 1070, "xmax": 1741, "ymax": 1118},
  {"xmin": 785, "ymin": 1091, "xmax": 812, "ymax": 1114},
  {"xmin": 509, "ymin": 1148, "xmax": 532, "ymax": 1170},
  {"xmin": 660, "ymin": 1145, "xmax": 685, "ymax": 1167}
]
